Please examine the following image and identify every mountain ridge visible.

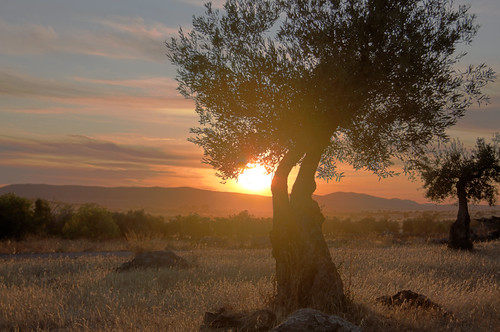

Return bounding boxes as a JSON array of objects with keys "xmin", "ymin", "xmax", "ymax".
[{"xmin": 1, "ymin": 183, "xmax": 449, "ymax": 217}]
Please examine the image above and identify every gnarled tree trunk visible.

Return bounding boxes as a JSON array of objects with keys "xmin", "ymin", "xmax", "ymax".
[
  {"xmin": 269, "ymin": 143, "xmax": 346, "ymax": 314},
  {"xmin": 448, "ymin": 181, "xmax": 473, "ymax": 250}
]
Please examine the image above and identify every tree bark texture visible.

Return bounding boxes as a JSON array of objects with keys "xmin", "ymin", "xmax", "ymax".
[
  {"xmin": 448, "ymin": 181, "xmax": 473, "ymax": 250},
  {"xmin": 269, "ymin": 144, "xmax": 346, "ymax": 314}
]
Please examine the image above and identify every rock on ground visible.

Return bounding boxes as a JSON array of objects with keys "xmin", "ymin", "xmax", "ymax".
[
  {"xmin": 376, "ymin": 289, "xmax": 451, "ymax": 316},
  {"xmin": 116, "ymin": 250, "xmax": 190, "ymax": 272},
  {"xmin": 199, "ymin": 307, "xmax": 276, "ymax": 332},
  {"xmin": 271, "ymin": 308, "xmax": 362, "ymax": 332}
]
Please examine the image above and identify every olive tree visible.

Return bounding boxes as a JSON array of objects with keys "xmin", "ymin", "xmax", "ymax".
[
  {"xmin": 416, "ymin": 134, "xmax": 500, "ymax": 250},
  {"xmin": 166, "ymin": 0, "xmax": 493, "ymax": 312}
]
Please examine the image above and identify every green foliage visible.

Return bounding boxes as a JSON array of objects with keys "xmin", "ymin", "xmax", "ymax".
[
  {"xmin": 165, "ymin": 211, "xmax": 272, "ymax": 241},
  {"xmin": 213, "ymin": 210, "xmax": 271, "ymax": 240},
  {"xmin": 50, "ymin": 203, "xmax": 75, "ymax": 236},
  {"xmin": 167, "ymin": 0, "xmax": 494, "ymax": 181},
  {"xmin": 323, "ymin": 216, "xmax": 399, "ymax": 236},
  {"xmin": 62, "ymin": 204, "xmax": 120, "ymax": 240},
  {"xmin": 0, "ymin": 194, "xmax": 273, "ymax": 241},
  {"xmin": 401, "ymin": 212, "xmax": 452, "ymax": 235},
  {"xmin": 113, "ymin": 209, "xmax": 165, "ymax": 237},
  {"xmin": 0, "ymin": 194, "xmax": 60, "ymax": 239},
  {"xmin": 0, "ymin": 193, "xmax": 33, "ymax": 240},
  {"xmin": 32, "ymin": 198, "xmax": 53, "ymax": 235},
  {"xmin": 166, "ymin": 214, "xmax": 213, "ymax": 240},
  {"xmin": 323, "ymin": 213, "xmax": 453, "ymax": 236},
  {"xmin": 0, "ymin": 192, "xmax": 464, "ymax": 240},
  {"xmin": 416, "ymin": 134, "xmax": 500, "ymax": 205}
]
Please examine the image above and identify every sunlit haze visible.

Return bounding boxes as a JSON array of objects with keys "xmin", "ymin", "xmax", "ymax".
[
  {"xmin": 0, "ymin": 0, "xmax": 499, "ymax": 203},
  {"xmin": 237, "ymin": 164, "xmax": 273, "ymax": 194}
]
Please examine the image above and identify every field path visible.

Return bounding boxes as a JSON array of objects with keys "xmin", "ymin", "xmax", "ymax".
[{"xmin": 0, "ymin": 251, "xmax": 134, "ymax": 260}]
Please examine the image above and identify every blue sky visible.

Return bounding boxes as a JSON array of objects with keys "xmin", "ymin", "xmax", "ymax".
[{"xmin": 0, "ymin": 0, "xmax": 499, "ymax": 202}]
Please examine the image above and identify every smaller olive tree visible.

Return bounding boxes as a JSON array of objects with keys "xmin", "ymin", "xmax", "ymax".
[{"xmin": 416, "ymin": 134, "xmax": 500, "ymax": 249}]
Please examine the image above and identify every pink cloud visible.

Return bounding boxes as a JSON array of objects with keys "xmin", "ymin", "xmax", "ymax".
[
  {"xmin": 0, "ymin": 134, "xmax": 202, "ymax": 167},
  {"xmin": 0, "ymin": 133, "xmax": 212, "ymax": 188},
  {"xmin": 0, "ymin": 69, "xmax": 195, "ymax": 119},
  {"xmin": 0, "ymin": 20, "xmax": 58, "ymax": 55},
  {"xmin": 0, "ymin": 16, "xmax": 177, "ymax": 61}
]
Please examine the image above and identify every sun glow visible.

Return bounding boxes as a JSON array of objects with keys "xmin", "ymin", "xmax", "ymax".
[{"xmin": 237, "ymin": 164, "xmax": 273, "ymax": 193}]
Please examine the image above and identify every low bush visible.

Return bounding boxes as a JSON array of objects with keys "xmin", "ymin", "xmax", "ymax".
[
  {"xmin": 0, "ymin": 194, "xmax": 33, "ymax": 240},
  {"xmin": 164, "ymin": 211, "xmax": 272, "ymax": 241},
  {"xmin": 401, "ymin": 212, "xmax": 452, "ymax": 235},
  {"xmin": 323, "ymin": 216, "xmax": 400, "ymax": 236},
  {"xmin": 113, "ymin": 209, "xmax": 166, "ymax": 237},
  {"xmin": 62, "ymin": 204, "xmax": 120, "ymax": 239}
]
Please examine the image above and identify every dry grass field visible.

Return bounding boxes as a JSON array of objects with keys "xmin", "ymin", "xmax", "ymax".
[{"xmin": 0, "ymin": 239, "xmax": 499, "ymax": 331}]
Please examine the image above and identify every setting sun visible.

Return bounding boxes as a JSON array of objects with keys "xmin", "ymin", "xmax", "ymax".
[{"xmin": 237, "ymin": 164, "xmax": 273, "ymax": 193}]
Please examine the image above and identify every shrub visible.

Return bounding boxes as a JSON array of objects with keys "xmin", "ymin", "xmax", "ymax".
[
  {"xmin": 163, "ymin": 211, "xmax": 272, "ymax": 241},
  {"xmin": 32, "ymin": 198, "xmax": 54, "ymax": 236},
  {"xmin": 375, "ymin": 217, "xmax": 400, "ymax": 234},
  {"xmin": 323, "ymin": 216, "xmax": 400, "ymax": 236},
  {"xmin": 113, "ymin": 209, "xmax": 166, "ymax": 237},
  {"xmin": 401, "ymin": 212, "xmax": 450, "ymax": 235},
  {"xmin": 0, "ymin": 193, "xmax": 33, "ymax": 239},
  {"xmin": 50, "ymin": 202, "xmax": 75, "ymax": 236},
  {"xmin": 165, "ymin": 213, "xmax": 213, "ymax": 240},
  {"xmin": 213, "ymin": 211, "xmax": 272, "ymax": 241},
  {"xmin": 62, "ymin": 204, "xmax": 120, "ymax": 239}
]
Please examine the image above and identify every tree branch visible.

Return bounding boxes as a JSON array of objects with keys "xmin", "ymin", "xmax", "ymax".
[{"xmin": 271, "ymin": 146, "xmax": 304, "ymax": 215}]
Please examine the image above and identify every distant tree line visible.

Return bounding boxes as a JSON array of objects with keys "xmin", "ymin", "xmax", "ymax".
[
  {"xmin": 322, "ymin": 212, "xmax": 452, "ymax": 237},
  {"xmin": 0, "ymin": 193, "xmax": 452, "ymax": 241},
  {"xmin": 0, "ymin": 193, "xmax": 273, "ymax": 241}
]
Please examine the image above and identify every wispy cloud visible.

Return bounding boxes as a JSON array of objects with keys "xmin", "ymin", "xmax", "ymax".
[
  {"xmin": 73, "ymin": 76, "xmax": 181, "ymax": 98},
  {"xmin": 0, "ymin": 163, "xmax": 205, "ymax": 188},
  {"xmin": 91, "ymin": 15, "xmax": 178, "ymax": 40},
  {"xmin": 172, "ymin": 0, "xmax": 225, "ymax": 9},
  {"xmin": 0, "ymin": 69, "xmax": 107, "ymax": 99},
  {"xmin": 0, "ymin": 16, "xmax": 177, "ymax": 61},
  {"xmin": 0, "ymin": 134, "xmax": 201, "ymax": 168},
  {"xmin": 0, "ymin": 20, "xmax": 58, "ymax": 55},
  {"xmin": 0, "ymin": 134, "xmax": 207, "ymax": 186},
  {"xmin": 0, "ymin": 69, "xmax": 194, "ymax": 116}
]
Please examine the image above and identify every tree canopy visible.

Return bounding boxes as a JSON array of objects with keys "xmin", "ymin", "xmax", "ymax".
[
  {"xmin": 167, "ymin": 0, "xmax": 495, "ymax": 309},
  {"xmin": 166, "ymin": 0, "xmax": 494, "ymax": 181},
  {"xmin": 417, "ymin": 134, "xmax": 500, "ymax": 206}
]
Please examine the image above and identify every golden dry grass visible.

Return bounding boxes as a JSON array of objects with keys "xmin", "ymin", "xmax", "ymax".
[
  {"xmin": 0, "ymin": 236, "xmax": 196, "ymax": 255},
  {"xmin": 0, "ymin": 241, "xmax": 499, "ymax": 331},
  {"xmin": 0, "ymin": 237, "xmax": 131, "ymax": 254},
  {"xmin": 336, "ymin": 242, "xmax": 500, "ymax": 331}
]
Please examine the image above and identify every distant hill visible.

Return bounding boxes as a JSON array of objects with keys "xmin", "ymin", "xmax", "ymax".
[
  {"xmin": 0, "ymin": 184, "xmax": 272, "ymax": 217},
  {"xmin": 0, "ymin": 184, "xmax": 454, "ymax": 217},
  {"xmin": 316, "ymin": 192, "xmax": 432, "ymax": 215}
]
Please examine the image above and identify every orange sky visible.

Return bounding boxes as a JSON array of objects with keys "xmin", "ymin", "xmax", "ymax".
[{"xmin": 0, "ymin": 0, "xmax": 499, "ymax": 204}]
